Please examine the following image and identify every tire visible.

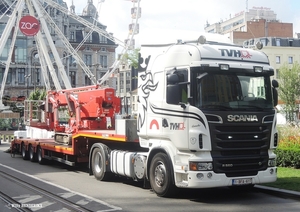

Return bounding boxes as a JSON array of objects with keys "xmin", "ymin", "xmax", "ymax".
[
  {"xmin": 149, "ymin": 153, "xmax": 176, "ymax": 197},
  {"xmin": 21, "ymin": 143, "xmax": 29, "ymax": 160},
  {"xmin": 37, "ymin": 146, "xmax": 46, "ymax": 165},
  {"xmin": 91, "ymin": 147, "xmax": 110, "ymax": 181},
  {"xmin": 29, "ymin": 144, "xmax": 37, "ymax": 162}
]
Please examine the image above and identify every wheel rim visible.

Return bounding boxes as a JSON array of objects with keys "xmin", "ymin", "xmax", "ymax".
[
  {"xmin": 154, "ymin": 162, "xmax": 166, "ymax": 187},
  {"xmin": 94, "ymin": 152, "xmax": 103, "ymax": 173}
]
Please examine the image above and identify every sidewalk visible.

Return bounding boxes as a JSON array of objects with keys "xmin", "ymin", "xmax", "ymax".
[{"xmin": 255, "ymin": 185, "xmax": 300, "ymax": 200}]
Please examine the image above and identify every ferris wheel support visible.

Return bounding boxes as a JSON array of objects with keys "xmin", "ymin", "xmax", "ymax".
[
  {"xmin": 35, "ymin": 0, "xmax": 97, "ymax": 84},
  {"xmin": 31, "ymin": 0, "xmax": 72, "ymax": 90},
  {"xmin": 24, "ymin": 0, "xmax": 62, "ymax": 90}
]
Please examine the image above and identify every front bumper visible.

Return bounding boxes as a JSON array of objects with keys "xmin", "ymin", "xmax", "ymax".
[{"xmin": 175, "ymin": 167, "xmax": 277, "ymax": 188}]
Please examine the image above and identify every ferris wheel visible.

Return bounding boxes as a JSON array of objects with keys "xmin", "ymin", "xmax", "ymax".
[
  {"xmin": 0, "ymin": 0, "xmax": 141, "ymax": 110},
  {"xmin": 97, "ymin": 0, "xmax": 141, "ymax": 85}
]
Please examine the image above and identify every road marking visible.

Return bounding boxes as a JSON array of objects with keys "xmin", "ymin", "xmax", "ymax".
[
  {"xmin": 0, "ymin": 163, "xmax": 122, "ymax": 211},
  {"xmin": 13, "ymin": 194, "xmax": 42, "ymax": 203},
  {"xmin": 76, "ymin": 198, "xmax": 92, "ymax": 205},
  {"xmin": 31, "ymin": 201, "xmax": 54, "ymax": 211},
  {"xmin": 58, "ymin": 192, "xmax": 76, "ymax": 198}
]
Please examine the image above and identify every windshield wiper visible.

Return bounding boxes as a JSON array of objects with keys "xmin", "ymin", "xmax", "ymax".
[{"xmin": 201, "ymin": 104, "xmax": 232, "ymax": 110}]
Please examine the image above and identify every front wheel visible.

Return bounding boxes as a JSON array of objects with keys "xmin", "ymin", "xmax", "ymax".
[
  {"xmin": 149, "ymin": 153, "xmax": 176, "ymax": 197},
  {"xmin": 91, "ymin": 147, "xmax": 111, "ymax": 181}
]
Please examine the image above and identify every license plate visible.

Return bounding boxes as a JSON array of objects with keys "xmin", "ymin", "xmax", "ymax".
[{"xmin": 232, "ymin": 178, "xmax": 252, "ymax": 185}]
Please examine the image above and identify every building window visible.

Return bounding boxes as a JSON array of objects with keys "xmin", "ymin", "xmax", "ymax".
[
  {"xmin": 99, "ymin": 35, "xmax": 107, "ymax": 44},
  {"xmin": 70, "ymin": 31, "xmax": 75, "ymax": 41},
  {"xmin": 70, "ymin": 71, "xmax": 76, "ymax": 87},
  {"xmin": 33, "ymin": 68, "xmax": 40, "ymax": 85},
  {"xmin": 276, "ymin": 39, "xmax": 280, "ymax": 46},
  {"xmin": 99, "ymin": 55, "xmax": 107, "ymax": 68},
  {"xmin": 69, "ymin": 55, "xmax": 76, "ymax": 67},
  {"xmin": 84, "ymin": 54, "xmax": 92, "ymax": 66},
  {"xmin": 15, "ymin": 39, "xmax": 27, "ymax": 62},
  {"xmin": 260, "ymin": 39, "xmax": 266, "ymax": 47},
  {"xmin": 17, "ymin": 68, "xmax": 26, "ymax": 84},
  {"xmin": 85, "ymin": 75, "xmax": 91, "ymax": 85},
  {"xmin": 276, "ymin": 56, "xmax": 280, "ymax": 64},
  {"xmin": 288, "ymin": 56, "xmax": 293, "ymax": 64},
  {"xmin": 0, "ymin": 68, "xmax": 12, "ymax": 84}
]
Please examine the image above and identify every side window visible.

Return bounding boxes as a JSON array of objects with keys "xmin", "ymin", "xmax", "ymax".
[{"xmin": 166, "ymin": 69, "xmax": 188, "ymax": 105}]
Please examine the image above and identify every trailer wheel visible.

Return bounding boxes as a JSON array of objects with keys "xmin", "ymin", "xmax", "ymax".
[
  {"xmin": 149, "ymin": 153, "xmax": 176, "ymax": 197},
  {"xmin": 21, "ymin": 143, "xmax": 29, "ymax": 160},
  {"xmin": 91, "ymin": 147, "xmax": 110, "ymax": 181},
  {"xmin": 29, "ymin": 144, "xmax": 37, "ymax": 162},
  {"xmin": 37, "ymin": 146, "xmax": 46, "ymax": 165}
]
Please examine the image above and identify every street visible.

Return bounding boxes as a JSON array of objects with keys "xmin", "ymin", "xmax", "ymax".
[{"xmin": 0, "ymin": 140, "xmax": 300, "ymax": 212}]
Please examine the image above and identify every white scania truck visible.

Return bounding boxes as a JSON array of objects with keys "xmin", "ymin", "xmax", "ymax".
[
  {"xmin": 13, "ymin": 34, "xmax": 278, "ymax": 197},
  {"xmin": 136, "ymin": 34, "xmax": 278, "ymax": 196}
]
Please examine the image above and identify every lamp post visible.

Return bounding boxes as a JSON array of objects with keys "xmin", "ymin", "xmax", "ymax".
[{"xmin": 24, "ymin": 74, "xmax": 31, "ymax": 98}]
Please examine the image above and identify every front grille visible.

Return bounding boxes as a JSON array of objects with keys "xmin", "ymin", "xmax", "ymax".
[{"xmin": 209, "ymin": 124, "xmax": 272, "ymax": 177}]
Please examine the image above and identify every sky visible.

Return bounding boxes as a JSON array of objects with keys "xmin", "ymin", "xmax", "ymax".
[{"xmin": 64, "ymin": 0, "xmax": 300, "ymax": 51}]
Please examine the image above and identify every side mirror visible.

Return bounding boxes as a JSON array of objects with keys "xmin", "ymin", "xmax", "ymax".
[{"xmin": 272, "ymin": 79, "xmax": 279, "ymax": 88}]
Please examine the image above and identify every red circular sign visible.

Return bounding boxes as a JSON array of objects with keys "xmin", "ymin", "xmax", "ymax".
[{"xmin": 19, "ymin": 15, "xmax": 40, "ymax": 36}]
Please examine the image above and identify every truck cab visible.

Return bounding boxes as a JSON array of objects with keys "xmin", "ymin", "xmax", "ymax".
[{"xmin": 137, "ymin": 34, "xmax": 278, "ymax": 196}]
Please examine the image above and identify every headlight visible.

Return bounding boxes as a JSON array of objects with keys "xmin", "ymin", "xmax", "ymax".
[
  {"xmin": 268, "ymin": 159, "xmax": 276, "ymax": 167},
  {"xmin": 190, "ymin": 162, "xmax": 213, "ymax": 171}
]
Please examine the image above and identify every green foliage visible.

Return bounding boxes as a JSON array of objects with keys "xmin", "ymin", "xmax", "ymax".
[
  {"xmin": 122, "ymin": 48, "xmax": 140, "ymax": 69},
  {"xmin": 28, "ymin": 88, "xmax": 47, "ymax": 100},
  {"xmin": 264, "ymin": 167, "xmax": 300, "ymax": 192},
  {"xmin": 276, "ymin": 148, "xmax": 300, "ymax": 168},
  {"xmin": 278, "ymin": 62, "xmax": 300, "ymax": 122},
  {"xmin": 0, "ymin": 119, "xmax": 11, "ymax": 130},
  {"xmin": 276, "ymin": 125, "xmax": 300, "ymax": 168}
]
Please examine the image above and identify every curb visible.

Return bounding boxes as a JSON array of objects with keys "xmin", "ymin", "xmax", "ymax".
[{"xmin": 255, "ymin": 185, "xmax": 300, "ymax": 200}]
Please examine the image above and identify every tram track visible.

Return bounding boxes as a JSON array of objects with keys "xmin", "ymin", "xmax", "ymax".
[
  {"xmin": 0, "ymin": 190, "xmax": 31, "ymax": 212},
  {"xmin": 0, "ymin": 171, "xmax": 94, "ymax": 212}
]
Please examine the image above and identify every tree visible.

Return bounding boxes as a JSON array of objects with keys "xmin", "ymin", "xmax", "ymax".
[
  {"xmin": 28, "ymin": 88, "xmax": 47, "ymax": 100},
  {"xmin": 278, "ymin": 62, "xmax": 300, "ymax": 123},
  {"xmin": 122, "ymin": 48, "xmax": 140, "ymax": 69}
]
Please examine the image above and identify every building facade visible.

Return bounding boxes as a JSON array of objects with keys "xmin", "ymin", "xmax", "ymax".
[
  {"xmin": 205, "ymin": 7, "xmax": 293, "ymax": 45},
  {"xmin": 0, "ymin": 0, "xmax": 117, "ymax": 100},
  {"xmin": 245, "ymin": 37, "xmax": 300, "ymax": 79}
]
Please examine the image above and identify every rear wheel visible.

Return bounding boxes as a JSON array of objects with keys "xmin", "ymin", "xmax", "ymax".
[
  {"xmin": 91, "ymin": 147, "xmax": 110, "ymax": 181},
  {"xmin": 29, "ymin": 144, "xmax": 37, "ymax": 162},
  {"xmin": 149, "ymin": 153, "xmax": 176, "ymax": 197},
  {"xmin": 21, "ymin": 143, "xmax": 29, "ymax": 160},
  {"xmin": 37, "ymin": 146, "xmax": 46, "ymax": 164}
]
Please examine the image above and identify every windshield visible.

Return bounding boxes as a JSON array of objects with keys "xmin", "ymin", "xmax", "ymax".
[{"xmin": 194, "ymin": 73, "xmax": 273, "ymax": 111}]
